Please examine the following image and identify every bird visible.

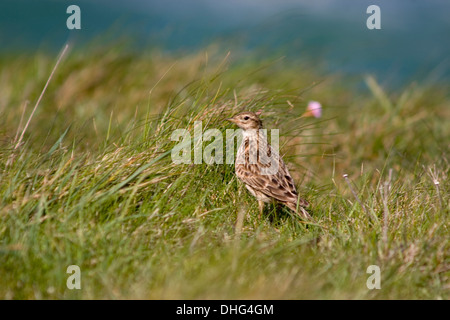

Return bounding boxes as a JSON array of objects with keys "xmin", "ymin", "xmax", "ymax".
[{"xmin": 226, "ymin": 111, "xmax": 310, "ymax": 219}]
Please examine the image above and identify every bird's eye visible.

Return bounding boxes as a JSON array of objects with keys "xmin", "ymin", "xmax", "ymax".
[{"xmin": 243, "ymin": 116, "xmax": 249, "ymax": 120}]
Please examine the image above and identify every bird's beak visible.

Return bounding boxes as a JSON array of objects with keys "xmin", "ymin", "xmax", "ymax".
[{"xmin": 226, "ymin": 118, "xmax": 236, "ymax": 123}]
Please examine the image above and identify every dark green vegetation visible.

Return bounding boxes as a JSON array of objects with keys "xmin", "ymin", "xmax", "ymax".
[{"xmin": 0, "ymin": 45, "xmax": 448, "ymax": 299}]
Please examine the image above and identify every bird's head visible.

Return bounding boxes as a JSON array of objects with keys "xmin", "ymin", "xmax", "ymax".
[{"xmin": 226, "ymin": 111, "xmax": 263, "ymax": 130}]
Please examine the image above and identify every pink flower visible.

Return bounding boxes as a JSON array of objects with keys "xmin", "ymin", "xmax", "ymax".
[{"xmin": 302, "ymin": 101, "xmax": 322, "ymax": 118}]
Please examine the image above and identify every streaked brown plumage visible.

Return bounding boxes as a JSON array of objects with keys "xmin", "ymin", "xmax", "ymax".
[{"xmin": 227, "ymin": 111, "xmax": 310, "ymax": 219}]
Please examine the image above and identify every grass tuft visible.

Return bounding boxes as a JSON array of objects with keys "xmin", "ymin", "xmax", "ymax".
[{"xmin": 0, "ymin": 45, "xmax": 448, "ymax": 299}]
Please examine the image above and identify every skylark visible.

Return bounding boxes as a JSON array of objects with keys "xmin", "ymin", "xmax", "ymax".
[{"xmin": 227, "ymin": 111, "xmax": 310, "ymax": 219}]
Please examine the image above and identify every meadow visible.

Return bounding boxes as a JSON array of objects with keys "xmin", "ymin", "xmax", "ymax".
[{"xmin": 0, "ymin": 44, "xmax": 448, "ymax": 299}]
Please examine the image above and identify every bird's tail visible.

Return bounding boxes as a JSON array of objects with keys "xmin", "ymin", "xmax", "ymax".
[{"xmin": 285, "ymin": 200, "xmax": 311, "ymax": 219}]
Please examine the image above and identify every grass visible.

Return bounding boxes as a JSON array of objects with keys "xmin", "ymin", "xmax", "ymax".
[{"xmin": 0, "ymin": 44, "xmax": 448, "ymax": 299}]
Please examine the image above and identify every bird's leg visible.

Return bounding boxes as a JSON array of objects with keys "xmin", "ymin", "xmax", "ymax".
[{"xmin": 258, "ymin": 200, "xmax": 265, "ymax": 219}]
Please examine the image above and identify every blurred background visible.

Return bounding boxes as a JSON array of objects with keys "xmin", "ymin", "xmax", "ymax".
[{"xmin": 1, "ymin": 0, "xmax": 449, "ymax": 87}]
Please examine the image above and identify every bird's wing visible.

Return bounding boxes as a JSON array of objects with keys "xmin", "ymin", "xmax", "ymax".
[{"xmin": 236, "ymin": 143, "xmax": 308, "ymax": 207}]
